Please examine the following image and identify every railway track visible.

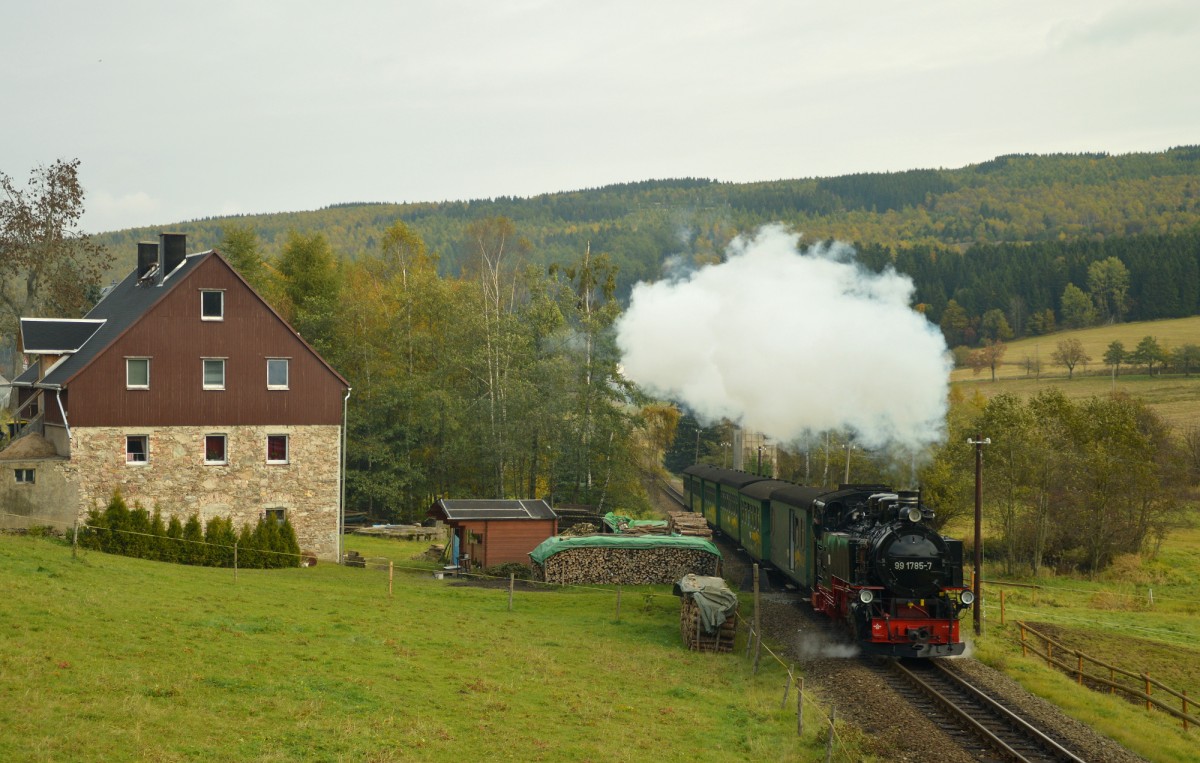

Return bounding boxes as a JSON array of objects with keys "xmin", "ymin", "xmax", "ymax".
[
  {"xmin": 659, "ymin": 479, "xmax": 686, "ymax": 507},
  {"xmin": 877, "ymin": 658, "xmax": 1087, "ymax": 763}
]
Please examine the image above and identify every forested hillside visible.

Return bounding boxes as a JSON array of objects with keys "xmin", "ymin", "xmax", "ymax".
[{"xmin": 94, "ymin": 147, "xmax": 1200, "ymax": 348}]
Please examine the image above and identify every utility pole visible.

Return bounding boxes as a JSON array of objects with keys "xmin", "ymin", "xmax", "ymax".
[{"xmin": 967, "ymin": 434, "xmax": 991, "ymax": 636}]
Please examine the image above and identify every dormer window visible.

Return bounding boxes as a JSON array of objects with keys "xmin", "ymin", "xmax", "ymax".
[{"xmin": 201, "ymin": 290, "xmax": 224, "ymax": 321}]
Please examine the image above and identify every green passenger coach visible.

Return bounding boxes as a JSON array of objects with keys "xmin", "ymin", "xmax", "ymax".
[{"xmin": 737, "ymin": 479, "xmax": 790, "ymax": 563}]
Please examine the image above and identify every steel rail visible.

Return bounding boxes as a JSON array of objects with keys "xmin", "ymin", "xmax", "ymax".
[{"xmin": 890, "ymin": 659, "xmax": 1087, "ymax": 763}]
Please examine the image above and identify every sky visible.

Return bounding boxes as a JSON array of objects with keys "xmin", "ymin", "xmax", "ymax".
[{"xmin": 2, "ymin": 1, "xmax": 1197, "ymax": 233}]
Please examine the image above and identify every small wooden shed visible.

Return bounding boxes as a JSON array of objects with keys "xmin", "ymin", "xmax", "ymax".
[{"xmin": 429, "ymin": 499, "xmax": 558, "ymax": 571}]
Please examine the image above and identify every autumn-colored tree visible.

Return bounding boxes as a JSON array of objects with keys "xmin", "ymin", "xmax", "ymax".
[
  {"xmin": 0, "ymin": 159, "xmax": 111, "ymax": 374},
  {"xmin": 968, "ymin": 340, "xmax": 1006, "ymax": 381},
  {"xmin": 1050, "ymin": 338, "xmax": 1090, "ymax": 379}
]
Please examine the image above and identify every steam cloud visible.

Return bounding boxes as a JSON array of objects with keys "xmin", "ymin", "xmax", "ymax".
[{"xmin": 615, "ymin": 225, "xmax": 951, "ymax": 450}]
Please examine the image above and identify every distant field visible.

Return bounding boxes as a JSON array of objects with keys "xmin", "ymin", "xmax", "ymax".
[{"xmin": 951, "ymin": 316, "xmax": 1200, "ymax": 429}]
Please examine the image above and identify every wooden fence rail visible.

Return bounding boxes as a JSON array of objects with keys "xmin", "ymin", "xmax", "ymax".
[{"xmin": 1017, "ymin": 621, "xmax": 1194, "ymax": 732}]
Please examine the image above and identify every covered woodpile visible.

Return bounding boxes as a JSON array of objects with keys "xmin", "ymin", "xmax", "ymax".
[
  {"xmin": 674, "ymin": 574, "xmax": 738, "ymax": 653},
  {"xmin": 668, "ymin": 511, "xmax": 712, "ymax": 538},
  {"xmin": 529, "ymin": 536, "xmax": 721, "ymax": 585},
  {"xmin": 680, "ymin": 597, "xmax": 736, "ymax": 652}
]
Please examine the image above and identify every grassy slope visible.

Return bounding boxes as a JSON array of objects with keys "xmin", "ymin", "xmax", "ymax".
[
  {"xmin": 967, "ymin": 516, "xmax": 1200, "ymax": 763},
  {"xmin": 951, "ymin": 315, "xmax": 1200, "ymax": 429},
  {"xmin": 0, "ymin": 534, "xmax": 850, "ymax": 763}
]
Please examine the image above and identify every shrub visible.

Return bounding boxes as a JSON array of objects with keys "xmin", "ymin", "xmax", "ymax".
[
  {"xmin": 204, "ymin": 517, "xmax": 237, "ymax": 567},
  {"xmin": 180, "ymin": 515, "xmax": 205, "ymax": 565},
  {"xmin": 149, "ymin": 509, "xmax": 168, "ymax": 562},
  {"xmin": 76, "ymin": 496, "xmax": 299, "ymax": 569}
]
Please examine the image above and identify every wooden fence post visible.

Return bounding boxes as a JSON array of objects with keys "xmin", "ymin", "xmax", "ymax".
[
  {"xmin": 826, "ymin": 706, "xmax": 835, "ymax": 763},
  {"xmin": 72, "ymin": 518, "xmax": 79, "ymax": 559},
  {"xmin": 1020, "ymin": 623, "xmax": 1028, "ymax": 657},
  {"xmin": 1000, "ymin": 589, "xmax": 1006, "ymax": 626},
  {"xmin": 752, "ymin": 564, "xmax": 762, "ymax": 675},
  {"xmin": 1145, "ymin": 673, "xmax": 1152, "ymax": 712},
  {"xmin": 389, "ymin": 561, "xmax": 394, "ymax": 597},
  {"xmin": 780, "ymin": 664, "xmax": 793, "ymax": 709},
  {"xmin": 234, "ymin": 541, "xmax": 239, "ymax": 583},
  {"xmin": 508, "ymin": 573, "xmax": 514, "ymax": 612},
  {"xmin": 1076, "ymin": 653, "xmax": 1083, "ymax": 685},
  {"xmin": 1183, "ymin": 690, "xmax": 1189, "ymax": 732},
  {"xmin": 797, "ymin": 677, "xmax": 804, "ymax": 737},
  {"xmin": 1046, "ymin": 640, "xmax": 1053, "ymax": 668}
]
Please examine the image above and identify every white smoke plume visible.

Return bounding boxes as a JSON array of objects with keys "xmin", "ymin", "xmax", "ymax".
[
  {"xmin": 795, "ymin": 631, "xmax": 861, "ymax": 660},
  {"xmin": 615, "ymin": 225, "xmax": 951, "ymax": 450}
]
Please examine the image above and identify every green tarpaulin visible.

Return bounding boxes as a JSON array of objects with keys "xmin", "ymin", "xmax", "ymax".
[
  {"xmin": 529, "ymin": 534, "xmax": 721, "ymax": 565},
  {"xmin": 601, "ymin": 512, "xmax": 669, "ymax": 533}
]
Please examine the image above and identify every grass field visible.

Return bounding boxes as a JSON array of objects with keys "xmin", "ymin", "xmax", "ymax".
[
  {"xmin": 950, "ymin": 315, "xmax": 1200, "ymax": 428},
  {"xmin": 969, "ymin": 513, "xmax": 1200, "ymax": 763},
  {"xmin": 0, "ymin": 533, "xmax": 859, "ymax": 763}
]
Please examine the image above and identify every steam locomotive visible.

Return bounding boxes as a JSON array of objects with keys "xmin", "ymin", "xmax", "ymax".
[{"xmin": 681, "ymin": 465, "xmax": 973, "ymax": 657}]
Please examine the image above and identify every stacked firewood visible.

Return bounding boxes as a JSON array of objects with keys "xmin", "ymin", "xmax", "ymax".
[
  {"xmin": 668, "ymin": 511, "xmax": 713, "ymax": 538},
  {"xmin": 680, "ymin": 597, "xmax": 737, "ymax": 652},
  {"xmin": 535, "ymin": 546, "xmax": 719, "ymax": 585}
]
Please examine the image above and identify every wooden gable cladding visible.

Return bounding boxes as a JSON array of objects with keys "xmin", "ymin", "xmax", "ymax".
[{"xmin": 65, "ymin": 254, "xmax": 347, "ymax": 427}]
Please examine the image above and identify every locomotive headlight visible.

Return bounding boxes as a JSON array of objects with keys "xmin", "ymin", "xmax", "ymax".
[
  {"xmin": 905, "ymin": 506, "xmax": 922, "ymax": 523},
  {"xmin": 960, "ymin": 590, "xmax": 976, "ymax": 606},
  {"xmin": 858, "ymin": 589, "xmax": 875, "ymax": 604}
]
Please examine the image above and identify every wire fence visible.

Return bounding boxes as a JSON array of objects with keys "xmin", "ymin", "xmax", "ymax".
[{"xmin": 1, "ymin": 510, "xmax": 853, "ymax": 760}]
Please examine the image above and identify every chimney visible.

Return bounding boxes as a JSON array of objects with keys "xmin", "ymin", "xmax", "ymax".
[
  {"xmin": 137, "ymin": 242, "xmax": 159, "ymax": 282},
  {"xmin": 158, "ymin": 233, "xmax": 187, "ymax": 283}
]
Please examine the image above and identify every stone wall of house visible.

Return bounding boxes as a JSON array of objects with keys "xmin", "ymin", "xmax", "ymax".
[
  {"xmin": 0, "ymin": 458, "xmax": 77, "ymax": 531},
  {"xmin": 66, "ymin": 425, "xmax": 341, "ymax": 559}
]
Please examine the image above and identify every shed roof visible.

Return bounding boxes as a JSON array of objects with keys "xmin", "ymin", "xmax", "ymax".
[{"xmin": 432, "ymin": 499, "xmax": 556, "ymax": 521}]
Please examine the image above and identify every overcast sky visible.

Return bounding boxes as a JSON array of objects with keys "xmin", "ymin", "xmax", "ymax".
[{"xmin": 2, "ymin": 1, "xmax": 1197, "ymax": 233}]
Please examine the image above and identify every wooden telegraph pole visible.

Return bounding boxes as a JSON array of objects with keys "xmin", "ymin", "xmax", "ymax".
[{"xmin": 967, "ymin": 434, "xmax": 990, "ymax": 637}]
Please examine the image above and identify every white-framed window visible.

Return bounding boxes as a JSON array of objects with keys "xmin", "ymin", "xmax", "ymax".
[
  {"xmin": 267, "ymin": 358, "xmax": 289, "ymax": 390},
  {"xmin": 126, "ymin": 435, "xmax": 149, "ymax": 464},
  {"xmin": 202, "ymin": 358, "xmax": 226, "ymax": 390},
  {"xmin": 201, "ymin": 290, "xmax": 224, "ymax": 320},
  {"xmin": 266, "ymin": 435, "xmax": 289, "ymax": 464},
  {"xmin": 126, "ymin": 357, "xmax": 150, "ymax": 389},
  {"xmin": 15, "ymin": 468, "xmax": 35, "ymax": 484},
  {"xmin": 204, "ymin": 434, "xmax": 227, "ymax": 464},
  {"xmin": 264, "ymin": 508, "xmax": 286, "ymax": 526}
]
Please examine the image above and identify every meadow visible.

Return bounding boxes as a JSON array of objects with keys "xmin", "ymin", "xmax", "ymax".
[
  {"xmin": 951, "ymin": 315, "xmax": 1200, "ymax": 429},
  {"xmin": 967, "ymin": 511, "xmax": 1200, "ymax": 763},
  {"xmin": 0, "ymin": 533, "xmax": 857, "ymax": 763}
]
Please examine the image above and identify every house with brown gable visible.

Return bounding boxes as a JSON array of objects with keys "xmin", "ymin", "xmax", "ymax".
[{"xmin": 1, "ymin": 234, "xmax": 350, "ymax": 559}]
